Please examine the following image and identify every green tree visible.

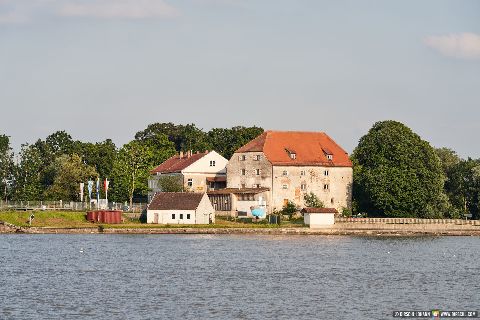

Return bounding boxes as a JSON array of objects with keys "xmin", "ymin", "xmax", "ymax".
[
  {"xmin": 76, "ymin": 139, "xmax": 117, "ymax": 179},
  {"xmin": 44, "ymin": 154, "xmax": 98, "ymax": 201},
  {"xmin": 0, "ymin": 134, "xmax": 14, "ymax": 201},
  {"xmin": 134, "ymin": 132, "xmax": 176, "ymax": 166},
  {"xmin": 352, "ymin": 120, "xmax": 449, "ymax": 218},
  {"xmin": 12, "ymin": 143, "xmax": 44, "ymax": 200},
  {"xmin": 157, "ymin": 175, "xmax": 183, "ymax": 192},
  {"xmin": 135, "ymin": 122, "xmax": 209, "ymax": 153},
  {"xmin": 303, "ymin": 192, "xmax": 324, "ymax": 208},
  {"xmin": 281, "ymin": 200, "xmax": 299, "ymax": 219},
  {"xmin": 207, "ymin": 126, "xmax": 264, "ymax": 159},
  {"xmin": 111, "ymin": 141, "xmax": 154, "ymax": 207}
]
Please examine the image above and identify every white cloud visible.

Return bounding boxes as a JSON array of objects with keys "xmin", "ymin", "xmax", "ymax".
[
  {"xmin": 424, "ymin": 33, "xmax": 480, "ymax": 60},
  {"xmin": 58, "ymin": 0, "xmax": 179, "ymax": 19}
]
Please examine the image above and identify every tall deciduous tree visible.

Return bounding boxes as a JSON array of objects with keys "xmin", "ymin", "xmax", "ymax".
[
  {"xmin": 13, "ymin": 143, "xmax": 44, "ymax": 201},
  {"xmin": 44, "ymin": 154, "xmax": 98, "ymax": 201},
  {"xmin": 352, "ymin": 120, "xmax": 449, "ymax": 218},
  {"xmin": 207, "ymin": 126, "xmax": 264, "ymax": 159},
  {"xmin": 0, "ymin": 134, "xmax": 14, "ymax": 201},
  {"xmin": 111, "ymin": 141, "xmax": 154, "ymax": 207}
]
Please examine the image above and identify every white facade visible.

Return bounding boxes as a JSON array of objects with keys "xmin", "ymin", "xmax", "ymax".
[
  {"xmin": 146, "ymin": 193, "xmax": 215, "ymax": 225},
  {"xmin": 148, "ymin": 150, "xmax": 228, "ymax": 201},
  {"xmin": 304, "ymin": 213, "xmax": 335, "ymax": 228}
]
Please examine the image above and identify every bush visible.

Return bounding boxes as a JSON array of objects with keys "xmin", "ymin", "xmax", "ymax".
[
  {"xmin": 341, "ymin": 207, "xmax": 352, "ymax": 218},
  {"xmin": 281, "ymin": 201, "xmax": 299, "ymax": 219},
  {"xmin": 303, "ymin": 192, "xmax": 324, "ymax": 208}
]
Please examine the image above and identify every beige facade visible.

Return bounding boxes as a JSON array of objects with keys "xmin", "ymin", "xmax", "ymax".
[{"xmin": 227, "ymin": 152, "xmax": 352, "ymax": 213}]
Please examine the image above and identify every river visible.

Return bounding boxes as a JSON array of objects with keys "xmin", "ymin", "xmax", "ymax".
[{"xmin": 1, "ymin": 234, "xmax": 479, "ymax": 319}]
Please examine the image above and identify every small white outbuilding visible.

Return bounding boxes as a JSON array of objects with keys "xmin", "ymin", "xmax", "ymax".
[
  {"xmin": 302, "ymin": 207, "xmax": 338, "ymax": 228},
  {"xmin": 147, "ymin": 192, "xmax": 215, "ymax": 225}
]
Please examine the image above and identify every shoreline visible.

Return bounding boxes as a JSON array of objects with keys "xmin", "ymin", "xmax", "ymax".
[{"xmin": 2, "ymin": 222, "xmax": 480, "ymax": 236}]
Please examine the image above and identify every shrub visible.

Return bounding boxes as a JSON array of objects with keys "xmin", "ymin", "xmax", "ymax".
[
  {"xmin": 341, "ymin": 207, "xmax": 352, "ymax": 218},
  {"xmin": 303, "ymin": 192, "xmax": 324, "ymax": 208},
  {"xmin": 281, "ymin": 200, "xmax": 299, "ymax": 219}
]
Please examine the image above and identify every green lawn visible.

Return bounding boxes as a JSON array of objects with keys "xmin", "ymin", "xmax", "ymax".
[{"xmin": 0, "ymin": 211, "xmax": 306, "ymax": 229}]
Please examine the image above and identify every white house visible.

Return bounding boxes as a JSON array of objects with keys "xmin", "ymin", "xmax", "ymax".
[
  {"xmin": 302, "ymin": 207, "xmax": 337, "ymax": 228},
  {"xmin": 148, "ymin": 150, "xmax": 228, "ymax": 202},
  {"xmin": 147, "ymin": 192, "xmax": 215, "ymax": 225}
]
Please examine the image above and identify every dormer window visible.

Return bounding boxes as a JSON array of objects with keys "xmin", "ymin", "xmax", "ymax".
[
  {"xmin": 322, "ymin": 147, "xmax": 333, "ymax": 161},
  {"xmin": 209, "ymin": 160, "xmax": 216, "ymax": 167},
  {"xmin": 285, "ymin": 148, "xmax": 296, "ymax": 160}
]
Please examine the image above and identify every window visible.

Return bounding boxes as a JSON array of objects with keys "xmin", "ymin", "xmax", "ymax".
[
  {"xmin": 255, "ymin": 184, "xmax": 261, "ymax": 188},
  {"xmin": 241, "ymin": 169, "xmax": 246, "ymax": 175},
  {"xmin": 290, "ymin": 153, "xmax": 296, "ymax": 159},
  {"xmin": 241, "ymin": 184, "xmax": 246, "ymax": 188},
  {"xmin": 254, "ymin": 155, "xmax": 261, "ymax": 161},
  {"xmin": 300, "ymin": 170, "xmax": 306, "ymax": 176},
  {"xmin": 172, "ymin": 214, "xmax": 175, "ymax": 219},
  {"xmin": 324, "ymin": 184, "xmax": 329, "ymax": 190},
  {"xmin": 301, "ymin": 184, "xmax": 306, "ymax": 191},
  {"xmin": 209, "ymin": 160, "xmax": 216, "ymax": 167},
  {"xmin": 324, "ymin": 170, "xmax": 329, "ymax": 176},
  {"xmin": 282, "ymin": 170, "xmax": 288, "ymax": 176},
  {"xmin": 187, "ymin": 214, "xmax": 191, "ymax": 219},
  {"xmin": 330, "ymin": 198, "xmax": 334, "ymax": 205},
  {"xmin": 180, "ymin": 214, "xmax": 184, "ymax": 219},
  {"xmin": 187, "ymin": 179, "xmax": 193, "ymax": 187},
  {"xmin": 239, "ymin": 155, "xmax": 246, "ymax": 161},
  {"xmin": 282, "ymin": 184, "xmax": 288, "ymax": 189},
  {"xmin": 239, "ymin": 194, "xmax": 254, "ymax": 201},
  {"xmin": 327, "ymin": 155, "xmax": 333, "ymax": 160},
  {"xmin": 255, "ymin": 169, "xmax": 260, "ymax": 175}
]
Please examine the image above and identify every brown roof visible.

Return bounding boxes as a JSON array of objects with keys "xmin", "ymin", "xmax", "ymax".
[
  {"xmin": 207, "ymin": 187, "xmax": 270, "ymax": 195},
  {"xmin": 151, "ymin": 152, "xmax": 208, "ymax": 174},
  {"xmin": 235, "ymin": 131, "xmax": 352, "ymax": 167},
  {"xmin": 148, "ymin": 192, "xmax": 204, "ymax": 210},
  {"xmin": 301, "ymin": 207, "xmax": 338, "ymax": 214}
]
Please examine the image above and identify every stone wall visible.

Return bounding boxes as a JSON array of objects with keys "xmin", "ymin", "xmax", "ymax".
[
  {"xmin": 226, "ymin": 152, "xmax": 272, "ymax": 189},
  {"xmin": 271, "ymin": 166, "xmax": 352, "ymax": 212}
]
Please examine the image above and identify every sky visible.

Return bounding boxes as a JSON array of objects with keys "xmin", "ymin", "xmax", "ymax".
[{"xmin": 1, "ymin": 0, "xmax": 479, "ymax": 158}]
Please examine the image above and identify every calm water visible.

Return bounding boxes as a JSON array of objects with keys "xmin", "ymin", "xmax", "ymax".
[{"xmin": 1, "ymin": 234, "xmax": 479, "ymax": 320}]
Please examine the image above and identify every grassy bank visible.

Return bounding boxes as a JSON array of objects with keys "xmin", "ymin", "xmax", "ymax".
[{"xmin": 0, "ymin": 211, "xmax": 305, "ymax": 229}]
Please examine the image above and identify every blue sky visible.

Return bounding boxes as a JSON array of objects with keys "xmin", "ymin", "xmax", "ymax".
[{"xmin": 1, "ymin": 0, "xmax": 479, "ymax": 157}]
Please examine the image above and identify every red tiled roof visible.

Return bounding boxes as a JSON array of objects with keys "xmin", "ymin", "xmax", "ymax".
[
  {"xmin": 148, "ymin": 192, "xmax": 204, "ymax": 210},
  {"xmin": 151, "ymin": 152, "xmax": 208, "ymax": 174},
  {"xmin": 235, "ymin": 131, "xmax": 352, "ymax": 167},
  {"xmin": 301, "ymin": 207, "xmax": 338, "ymax": 214}
]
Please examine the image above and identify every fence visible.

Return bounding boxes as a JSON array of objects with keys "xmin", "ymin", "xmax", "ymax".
[
  {"xmin": 335, "ymin": 217, "xmax": 480, "ymax": 226},
  {"xmin": 0, "ymin": 200, "xmax": 147, "ymax": 213}
]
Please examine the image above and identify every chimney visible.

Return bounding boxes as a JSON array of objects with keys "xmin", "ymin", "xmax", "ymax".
[
  {"xmin": 187, "ymin": 150, "xmax": 191, "ymax": 158},
  {"xmin": 196, "ymin": 151, "xmax": 199, "ymax": 154},
  {"xmin": 179, "ymin": 151, "xmax": 183, "ymax": 158},
  {"xmin": 205, "ymin": 150, "xmax": 209, "ymax": 154}
]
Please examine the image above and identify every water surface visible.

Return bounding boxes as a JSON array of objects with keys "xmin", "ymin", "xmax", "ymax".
[{"xmin": 1, "ymin": 235, "xmax": 479, "ymax": 319}]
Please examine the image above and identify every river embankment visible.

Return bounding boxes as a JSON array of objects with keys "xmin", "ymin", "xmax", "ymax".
[{"xmin": 2, "ymin": 221, "xmax": 480, "ymax": 236}]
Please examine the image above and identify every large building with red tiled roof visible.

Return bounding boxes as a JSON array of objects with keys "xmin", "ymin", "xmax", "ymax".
[
  {"xmin": 148, "ymin": 150, "xmax": 228, "ymax": 201},
  {"xmin": 226, "ymin": 131, "xmax": 353, "ymax": 213}
]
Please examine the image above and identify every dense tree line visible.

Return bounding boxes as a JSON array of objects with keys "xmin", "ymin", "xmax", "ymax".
[
  {"xmin": 0, "ymin": 123, "xmax": 263, "ymax": 204},
  {"xmin": 352, "ymin": 121, "xmax": 480, "ymax": 219},
  {"xmin": 1, "ymin": 120, "xmax": 479, "ymax": 219}
]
